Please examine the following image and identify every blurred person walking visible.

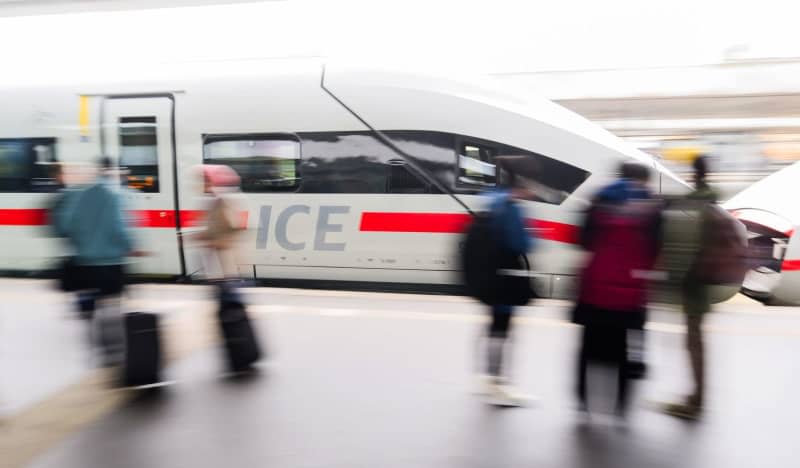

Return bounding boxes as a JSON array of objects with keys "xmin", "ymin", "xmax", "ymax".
[
  {"xmin": 55, "ymin": 157, "xmax": 141, "ymax": 366},
  {"xmin": 197, "ymin": 164, "xmax": 262, "ymax": 373},
  {"xmin": 572, "ymin": 162, "xmax": 662, "ymax": 420},
  {"xmin": 662, "ymin": 155, "xmax": 721, "ymax": 420},
  {"xmin": 197, "ymin": 164, "xmax": 247, "ymax": 281},
  {"xmin": 47, "ymin": 162, "xmax": 69, "ymax": 238},
  {"xmin": 463, "ymin": 157, "xmax": 537, "ymax": 406},
  {"xmin": 47, "ymin": 162, "xmax": 96, "ymax": 318}
]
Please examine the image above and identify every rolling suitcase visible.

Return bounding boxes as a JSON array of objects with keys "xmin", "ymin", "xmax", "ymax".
[
  {"xmin": 124, "ymin": 312, "xmax": 163, "ymax": 386},
  {"xmin": 217, "ymin": 286, "xmax": 262, "ymax": 372}
]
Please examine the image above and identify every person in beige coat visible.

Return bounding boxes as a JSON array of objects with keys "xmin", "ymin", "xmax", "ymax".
[{"xmin": 198, "ymin": 164, "xmax": 246, "ymax": 281}]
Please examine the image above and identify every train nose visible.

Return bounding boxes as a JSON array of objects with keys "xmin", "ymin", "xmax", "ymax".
[{"xmin": 729, "ymin": 209, "xmax": 794, "ymax": 303}]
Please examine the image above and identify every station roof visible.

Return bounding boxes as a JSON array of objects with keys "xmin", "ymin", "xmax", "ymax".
[
  {"xmin": 492, "ymin": 58, "xmax": 800, "ymax": 100},
  {"xmin": 492, "ymin": 59, "xmax": 800, "ymax": 134}
]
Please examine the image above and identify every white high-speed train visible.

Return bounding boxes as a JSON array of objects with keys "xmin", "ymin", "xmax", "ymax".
[
  {"xmin": 725, "ymin": 162, "xmax": 800, "ymax": 305},
  {"xmin": 0, "ymin": 61, "xmax": 692, "ymax": 297}
]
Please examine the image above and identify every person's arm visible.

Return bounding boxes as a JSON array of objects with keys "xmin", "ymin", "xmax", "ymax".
[
  {"xmin": 579, "ymin": 204, "xmax": 597, "ymax": 251},
  {"xmin": 502, "ymin": 201, "xmax": 532, "ymax": 255},
  {"xmin": 651, "ymin": 204, "xmax": 664, "ymax": 257},
  {"xmin": 110, "ymin": 193, "xmax": 135, "ymax": 255},
  {"xmin": 50, "ymin": 191, "xmax": 70, "ymax": 239}
]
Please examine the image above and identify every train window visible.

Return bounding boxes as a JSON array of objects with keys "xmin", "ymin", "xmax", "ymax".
[
  {"xmin": 298, "ymin": 133, "xmax": 387, "ymax": 193},
  {"xmin": 284, "ymin": 130, "xmax": 589, "ymax": 201},
  {"xmin": 384, "ymin": 131, "xmax": 453, "ymax": 191},
  {"xmin": 119, "ymin": 116, "xmax": 160, "ymax": 193},
  {"xmin": 520, "ymin": 153, "xmax": 591, "ymax": 204},
  {"xmin": 458, "ymin": 142, "xmax": 497, "ymax": 186},
  {"xmin": 0, "ymin": 138, "xmax": 59, "ymax": 193},
  {"xmin": 386, "ymin": 159, "xmax": 430, "ymax": 194},
  {"xmin": 456, "ymin": 138, "xmax": 590, "ymax": 204},
  {"xmin": 203, "ymin": 135, "xmax": 300, "ymax": 192},
  {"xmin": 299, "ymin": 131, "xmax": 450, "ymax": 194}
]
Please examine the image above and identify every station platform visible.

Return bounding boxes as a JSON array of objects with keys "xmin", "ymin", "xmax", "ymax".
[{"xmin": 2, "ymin": 279, "xmax": 799, "ymax": 468}]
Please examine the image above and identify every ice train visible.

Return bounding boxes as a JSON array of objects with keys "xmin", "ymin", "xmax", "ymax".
[
  {"xmin": 725, "ymin": 162, "xmax": 800, "ymax": 305},
  {"xmin": 0, "ymin": 61, "xmax": 695, "ymax": 298}
]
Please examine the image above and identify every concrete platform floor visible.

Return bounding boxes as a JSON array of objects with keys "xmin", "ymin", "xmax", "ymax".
[{"xmin": 2, "ymin": 280, "xmax": 799, "ymax": 468}]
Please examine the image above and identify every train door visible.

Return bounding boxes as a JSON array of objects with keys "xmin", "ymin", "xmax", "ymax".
[{"xmin": 101, "ymin": 96, "xmax": 183, "ymax": 276}]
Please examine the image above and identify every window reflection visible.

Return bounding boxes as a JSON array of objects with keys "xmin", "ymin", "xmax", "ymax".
[
  {"xmin": 455, "ymin": 137, "xmax": 590, "ymax": 204},
  {"xmin": 203, "ymin": 136, "xmax": 300, "ymax": 192},
  {"xmin": 119, "ymin": 116, "xmax": 159, "ymax": 193},
  {"xmin": 200, "ymin": 130, "xmax": 589, "ymax": 203},
  {"xmin": 0, "ymin": 138, "xmax": 59, "ymax": 193},
  {"xmin": 459, "ymin": 142, "xmax": 496, "ymax": 186}
]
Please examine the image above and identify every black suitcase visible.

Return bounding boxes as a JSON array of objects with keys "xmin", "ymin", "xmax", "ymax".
[
  {"xmin": 217, "ymin": 290, "xmax": 262, "ymax": 372},
  {"xmin": 124, "ymin": 312, "xmax": 163, "ymax": 386}
]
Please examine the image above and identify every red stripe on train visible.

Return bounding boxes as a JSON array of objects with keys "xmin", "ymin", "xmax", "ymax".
[
  {"xmin": 528, "ymin": 219, "xmax": 581, "ymax": 244},
  {"xmin": 130, "ymin": 210, "xmax": 250, "ymax": 228},
  {"xmin": 782, "ymin": 260, "xmax": 800, "ymax": 271},
  {"xmin": 0, "ymin": 209, "xmax": 48, "ymax": 226},
  {"xmin": 0, "ymin": 208, "xmax": 212, "ymax": 228},
  {"xmin": 359, "ymin": 212, "xmax": 472, "ymax": 233},
  {"xmin": 359, "ymin": 212, "xmax": 579, "ymax": 244},
  {"xmin": 132, "ymin": 210, "xmax": 208, "ymax": 228}
]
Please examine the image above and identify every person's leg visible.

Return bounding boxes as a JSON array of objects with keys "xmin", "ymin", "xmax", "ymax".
[
  {"xmin": 663, "ymin": 283, "xmax": 707, "ymax": 419},
  {"xmin": 484, "ymin": 304, "xmax": 527, "ymax": 406},
  {"xmin": 487, "ymin": 305, "xmax": 512, "ymax": 378},
  {"xmin": 626, "ymin": 326, "xmax": 647, "ymax": 379},
  {"xmin": 76, "ymin": 290, "xmax": 96, "ymax": 320},
  {"xmin": 686, "ymin": 313, "xmax": 705, "ymax": 408},
  {"xmin": 93, "ymin": 265, "xmax": 126, "ymax": 367},
  {"xmin": 202, "ymin": 247, "xmax": 225, "ymax": 281},
  {"xmin": 614, "ymin": 326, "xmax": 631, "ymax": 416},
  {"xmin": 576, "ymin": 326, "xmax": 590, "ymax": 409},
  {"xmin": 86, "ymin": 266, "xmax": 107, "ymax": 364}
]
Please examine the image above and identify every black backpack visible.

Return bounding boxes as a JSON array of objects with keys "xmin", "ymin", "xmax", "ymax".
[
  {"xmin": 694, "ymin": 205, "xmax": 749, "ymax": 285},
  {"xmin": 460, "ymin": 207, "xmax": 535, "ymax": 306},
  {"xmin": 461, "ymin": 212, "xmax": 497, "ymax": 304}
]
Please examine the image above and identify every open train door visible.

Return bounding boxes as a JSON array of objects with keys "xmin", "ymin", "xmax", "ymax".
[{"xmin": 101, "ymin": 95, "xmax": 184, "ymax": 277}]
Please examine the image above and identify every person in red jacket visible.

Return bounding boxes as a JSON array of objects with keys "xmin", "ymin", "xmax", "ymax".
[{"xmin": 572, "ymin": 161, "xmax": 662, "ymax": 420}]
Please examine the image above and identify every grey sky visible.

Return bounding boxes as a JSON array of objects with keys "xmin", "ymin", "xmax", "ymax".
[{"xmin": 1, "ymin": 0, "xmax": 798, "ymax": 79}]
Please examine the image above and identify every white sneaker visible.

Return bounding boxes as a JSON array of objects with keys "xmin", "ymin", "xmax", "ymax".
[
  {"xmin": 486, "ymin": 382, "xmax": 528, "ymax": 407},
  {"xmin": 474, "ymin": 374, "xmax": 495, "ymax": 395}
]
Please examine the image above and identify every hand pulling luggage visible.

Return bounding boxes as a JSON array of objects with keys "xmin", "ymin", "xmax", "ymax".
[
  {"xmin": 217, "ymin": 288, "xmax": 262, "ymax": 372},
  {"xmin": 124, "ymin": 312, "xmax": 163, "ymax": 386}
]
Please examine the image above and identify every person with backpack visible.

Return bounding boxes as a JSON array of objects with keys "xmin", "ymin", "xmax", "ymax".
[
  {"xmin": 463, "ymin": 156, "xmax": 537, "ymax": 406},
  {"xmin": 661, "ymin": 155, "xmax": 724, "ymax": 420},
  {"xmin": 572, "ymin": 161, "xmax": 662, "ymax": 420}
]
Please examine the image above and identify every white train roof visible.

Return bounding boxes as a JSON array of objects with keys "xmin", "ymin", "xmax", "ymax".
[
  {"xmin": 322, "ymin": 64, "xmax": 660, "ymax": 169},
  {"xmin": 2, "ymin": 58, "xmax": 673, "ymax": 184}
]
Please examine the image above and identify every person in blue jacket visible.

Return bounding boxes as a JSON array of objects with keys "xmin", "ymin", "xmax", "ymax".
[
  {"xmin": 56, "ymin": 157, "xmax": 142, "ymax": 365},
  {"xmin": 482, "ymin": 159, "xmax": 537, "ymax": 406}
]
